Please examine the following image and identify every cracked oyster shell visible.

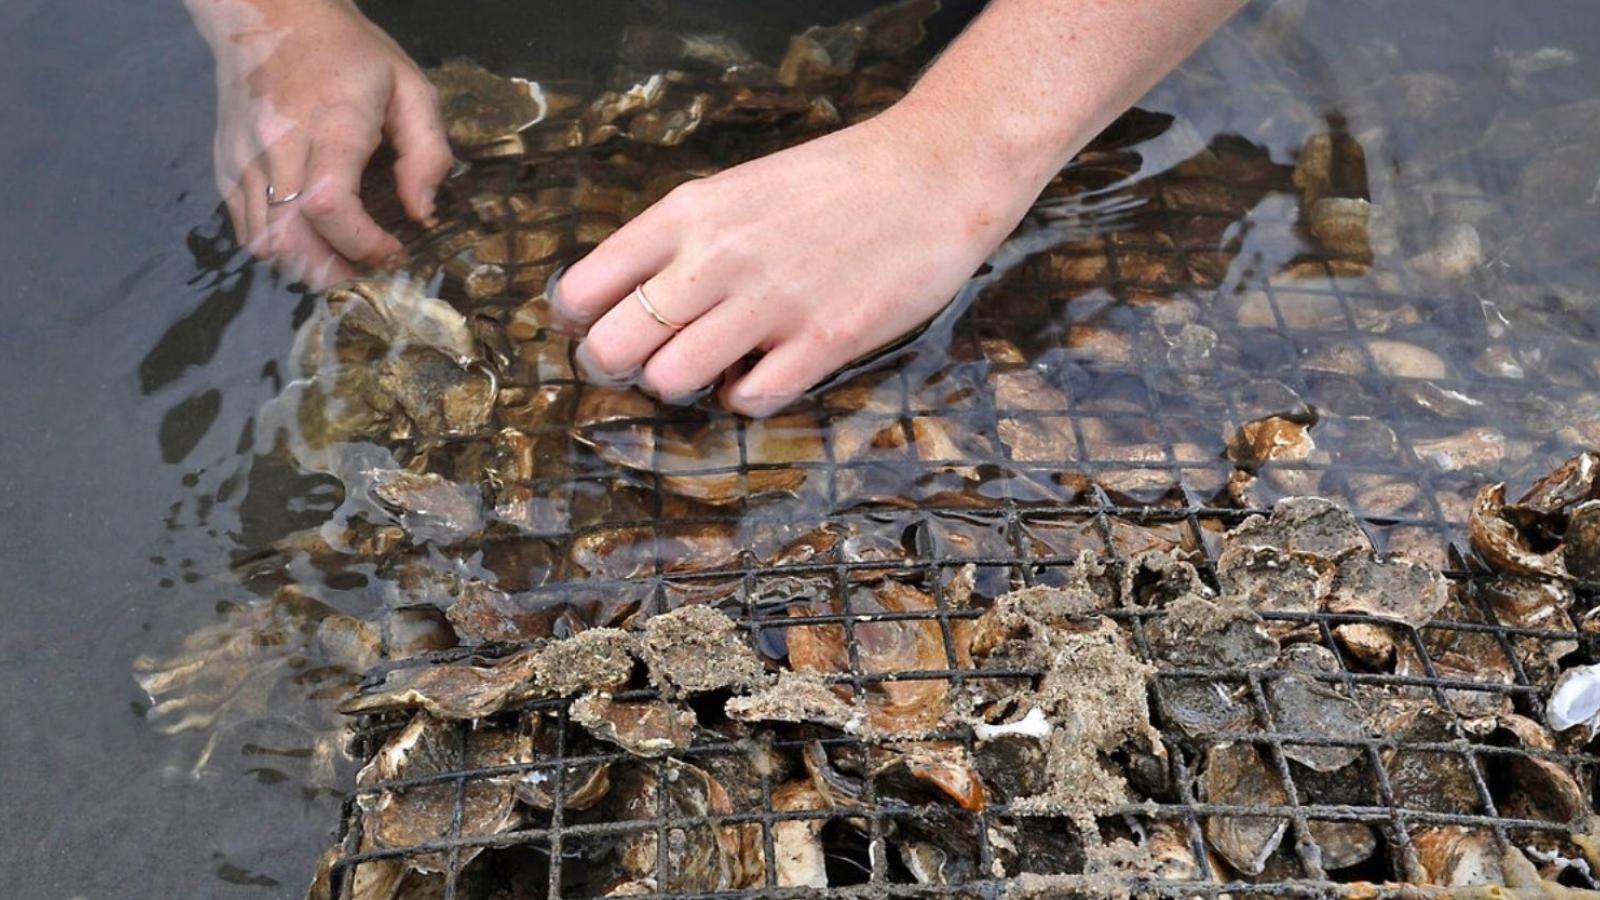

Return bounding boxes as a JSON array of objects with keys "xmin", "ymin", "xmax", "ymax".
[{"xmin": 1470, "ymin": 483, "xmax": 1570, "ymax": 580}]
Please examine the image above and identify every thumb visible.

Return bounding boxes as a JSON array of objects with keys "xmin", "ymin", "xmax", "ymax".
[{"xmin": 386, "ymin": 71, "xmax": 454, "ymax": 224}]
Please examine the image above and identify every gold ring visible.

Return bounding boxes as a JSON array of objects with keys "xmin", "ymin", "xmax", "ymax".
[
  {"xmin": 265, "ymin": 183, "xmax": 303, "ymax": 207},
  {"xmin": 633, "ymin": 282, "xmax": 686, "ymax": 331}
]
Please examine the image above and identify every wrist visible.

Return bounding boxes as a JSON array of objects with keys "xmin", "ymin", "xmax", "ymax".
[
  {"xmin": 875, "ymin": 89, "xmax": 1084, "ymax": 239},
  {"xmin": 185, "ymin": 0, "xmax": 359, "ymax": 51}
]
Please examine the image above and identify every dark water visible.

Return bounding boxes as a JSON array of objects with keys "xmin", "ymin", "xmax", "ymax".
[{"xmin": 2, "ymin": 1, "xmax": 1598, "ymax": 897}]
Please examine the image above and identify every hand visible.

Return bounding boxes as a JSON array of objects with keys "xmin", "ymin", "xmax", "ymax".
[
  {"xmin": 194, "ymin": 0, "xmax": 452, "ymax": 287},
  {"xmin": 553, "ymin": 103, "xmax": 1036, "ymax": 417}
]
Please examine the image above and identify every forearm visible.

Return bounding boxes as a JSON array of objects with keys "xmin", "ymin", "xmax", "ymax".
[
  {"xmin": 893, "ymin": 0, "xmax": 1245, "ymax": 203},
  {"xmin": 183, "ymin": 0, "xmax": 358, "ymax": 52}
]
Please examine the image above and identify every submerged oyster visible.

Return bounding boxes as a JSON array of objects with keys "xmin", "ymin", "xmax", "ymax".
[
  {"xmin": 428, "ymin": 58, "xmax": 546, "ymax": 155},
  {"xmin": 133, "ymin": 586, "xmax": 377, "ymax": 778}
]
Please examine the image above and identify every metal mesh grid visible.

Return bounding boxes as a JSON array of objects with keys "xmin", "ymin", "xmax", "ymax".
[{"xmin": 323, "ymin": 106, "xmax": 1600, "ymax": 898}]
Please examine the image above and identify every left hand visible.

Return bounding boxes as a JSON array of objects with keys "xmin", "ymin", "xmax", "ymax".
[{"xmin": 551, "ymin": 102, "xmax": 1036, "ymax": 417}]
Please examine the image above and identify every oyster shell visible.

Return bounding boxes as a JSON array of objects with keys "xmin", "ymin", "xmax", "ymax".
[
  {"xmin": 771, "ymin": 780, "xmax": 830, "ymax": 888},
  {"xmin": 355, "ymin": 713, "xmax": 531, "ymax": 874},
  {"xmin": 639, "ymin": 604, "xmax": 768, "ymax": 698},
  {"xmin": 1201, "ymin": 742, "xmax": 1289, "ymax": 876},
  {"xmin": 1324, "ymin": 554, "xmax": 1451, "ymax": 627},
  {"xmin": 365, "ymin": 469, "xmax": 485, "ymax": 545},
  {"xmin": 1548, "ymin": 664, "xmax": 1600, "ymax": 737},
  {"xmin": 571, "ymin": 693, "xmax": 696, "ymax": 757},
  {"xmin": 607, "ymin": 760, "xmax": 749, "ymax": 892},
  {"xmin": 133, "ymin": 586, "xmax": 375, "ymax": 777},
  {"xmin": 339, "ymin": 649, "xmax": 540, "ymax": 720},
  {"xmin": 1470, "ymin": 483, "xmax": 1570, "ymax": 580},
  {"xmin": 427, "ymin": 59, "xmax": 546, "ymax": 155}
]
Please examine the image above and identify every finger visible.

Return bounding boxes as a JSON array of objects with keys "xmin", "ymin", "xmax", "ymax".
[
  {"xmin": 300, "ymin": 130, "xmax": 404, "ymax": 267},
  {"xmin": 239, "ymin": 164, "xmax": 271, "ymax": 259},
  {"xmin": 719, "ymin": 338, "xmax": 841, "ymax": 418},
  {"xmin": 222, "ymin": 180, "xmax": 249, "ymax": 249},
  {"xmin": 573, "ymin": 265, "xmax": 724, "ymax": 386},
  {"xmin": 268, "ymin": 211, "xmax": 358, "ymax": 289},
  {"xmin": 260, "ymin": 134, "xmax": 312, "ymax": 256},
  {"xmin": 216, "ymin": 138, "xmax": 251, "ymax": 249},
  {"xmin": 553, "ymin": 188, "xmax": 688, "ymax": 329},
  {"xmin": 638, "ymin": 297, "xmax": 773, "ymax": 401},
  {"xmin": 386, "ymin": 73, "xmax": 453, "ymax": 224}
]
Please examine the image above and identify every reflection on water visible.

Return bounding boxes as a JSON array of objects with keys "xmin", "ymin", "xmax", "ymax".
[{"xmin": 4, "ymin": 0, "xmax": 1600, "ymax": 896}]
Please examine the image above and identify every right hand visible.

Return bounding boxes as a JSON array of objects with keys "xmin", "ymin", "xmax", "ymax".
[{"xmin": 197, "ymin": 0, "xmax": 453, "ymax": 287}]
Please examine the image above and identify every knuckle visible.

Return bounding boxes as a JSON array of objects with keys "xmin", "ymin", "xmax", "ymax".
[
  {"xmin": 700, "ymin": 229, "xmax": 752, "ymax": 272},
  {"xmin": 803, "ymin": 317, "xmax": 858, "ymax": 350},
  {"xmin": 661, "ymin": 177, "xmax": 712, "ymax": 216},
  {"xmin": 301, "ymin": 186, "xmax": 349, "ymax": 220},
  {"xmin": 422, "ymin": 144, "xmax": 455, "ymax": 174}
]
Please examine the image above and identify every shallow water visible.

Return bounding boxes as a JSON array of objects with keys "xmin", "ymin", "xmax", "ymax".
[{"xmin": 2, "ymin": 1, "xmax": 1599, "ymax": 896}]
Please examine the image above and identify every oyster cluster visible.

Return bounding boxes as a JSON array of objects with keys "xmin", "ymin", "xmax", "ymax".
[
  {"xmin": 132, "ymin": 0, "xmax": 1600, "ymax": 896},
  {"xmin": 318, "ymin": 460, "xmax": 1600, "ymax": 896}
]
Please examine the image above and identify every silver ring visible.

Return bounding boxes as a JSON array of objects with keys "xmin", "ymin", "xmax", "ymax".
[
  {"xmin": 265, "ymin": 183, "xmax": 303, "ymax": 207},
  {"xmin": 633, "ymin": 282, "xmax": 686, "ymax": 331}
]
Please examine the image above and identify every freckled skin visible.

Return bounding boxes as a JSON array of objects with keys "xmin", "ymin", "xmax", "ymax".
[{"xmin": 190, "ymin": 0, "xmax": 1242, "ymax": 402}]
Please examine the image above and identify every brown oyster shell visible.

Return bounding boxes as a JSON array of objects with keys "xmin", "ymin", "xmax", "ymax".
[
  {"xmin": 355, "ymin": 713, "xmax": 531, "ymax": 874},
  {"xmin": 571, "ymin": 693, "xmax": 696, "ymax": 757},
  {"xmin": 1469, "ymin": 483, "xmax": 1570, "ymax": 580},
  {"xmin": 1201, "ymin": 742, "xmax": 1290, "ymax": 876}
]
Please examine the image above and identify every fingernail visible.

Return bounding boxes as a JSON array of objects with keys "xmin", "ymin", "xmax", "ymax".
[
  {"xmin": 731, "ymin": 390, "xmax": 792, "ymax": 419},
  {"xmin": 543, "ymin": 265, "xmax": 587, "ymax": 335},
  {"xmin": 421, "ymin": 189, "xmax": 437, "ymax": 222},
  {"xmin": 573, "ymin": 342, "xmax": 638, "ymax": 388}
]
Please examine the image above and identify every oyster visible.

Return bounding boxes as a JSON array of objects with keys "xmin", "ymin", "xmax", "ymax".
[
  {"xmin": 355, "ymin": 713, "xmax": 531, "ymax": 873},
  {"xmin": 1324, "ymin": 554, "xmax": 1451, "ymax": 627},
  {"xmin": 725, "ymin": 670, "xmax": 863, "ymax": 732},
  {"xmin": 339, "ymin": 649, "xmax": 540, "ymax": 720},
  {"xmin": 787, "ymin": 580, "xmax": 959, "ymax": 736},
  {"xmin": 1200, "ymin": 742, "xmax": 1289, "ymax": 877},
  {"xmin": 428, "ymin": 58, "xmax": 546, "ymax": 156},
  {"xmin": 133, "ymin": 586, "xmax": 376, "ymax": 777},
  {"xmin": 771, "ymin": 780, "xmax": 830, "ymax": 888},
  {"xmin": 572, "ymin": 392, "xmax": 818, "ymax": 505},
  {"xmin": 606, "ymin": 760, "xmax": 750, "ymax": 892},
  {"xmin": 365, "ymin": 468, "xmax": 484, "ymax": 545},
  {"xmin": 639, "ymin": 604, "xmax": 768, "ymax": 698},
  {"xmin": 571, "ymin": 693, "xmax": 697, "ymax": 757}
]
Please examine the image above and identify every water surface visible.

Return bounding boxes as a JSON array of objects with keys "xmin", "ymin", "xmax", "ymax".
[{"xmin": 2, "ymin": 1, "xmax": 1599, "ymax": 896}]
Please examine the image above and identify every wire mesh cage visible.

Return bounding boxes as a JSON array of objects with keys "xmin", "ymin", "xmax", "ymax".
[{"xmin": 291, "ymin": 4, "xmax": 1600, "ymax": 898}]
